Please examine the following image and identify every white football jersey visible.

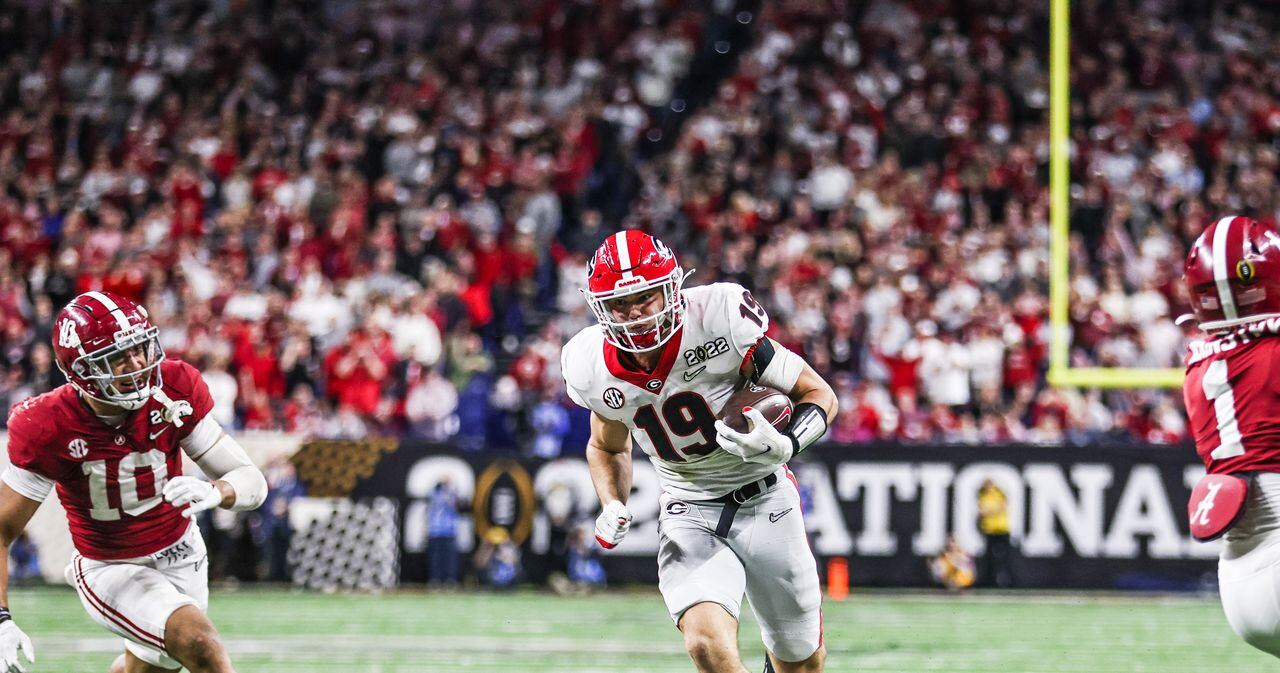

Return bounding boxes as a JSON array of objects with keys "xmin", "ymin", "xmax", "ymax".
[{"xmin": 562, "ymin": 282, "xmax": 777, "ymax": 500}]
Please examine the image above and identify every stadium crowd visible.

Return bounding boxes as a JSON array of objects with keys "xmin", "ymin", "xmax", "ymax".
[{"xmin": 1, "ymin": 0, "xmax": 1277, "ymax": 450}]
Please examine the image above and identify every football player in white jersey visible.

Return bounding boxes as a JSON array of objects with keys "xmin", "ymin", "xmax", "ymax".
[{"xmin": 561, "ymin": 231, "xmax": 837, "ymax": 673}]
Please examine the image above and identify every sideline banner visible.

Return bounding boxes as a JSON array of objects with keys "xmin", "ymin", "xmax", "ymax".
[{"xmin": 341, "ymin": 441, "xmax": 1215, "ymax": 589}]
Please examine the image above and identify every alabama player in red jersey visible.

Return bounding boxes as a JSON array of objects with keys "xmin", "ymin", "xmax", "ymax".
[
  {"xmin": 0, "ymin": 291, "xmax": 267, "ymax": 673},
  {"xmin": 1182, "ymin": 215, "xmax": 1280, "ymax": 658},
  {"xmin": 562, "ymin": 231, "xmax": 836, "ymax": 673}
]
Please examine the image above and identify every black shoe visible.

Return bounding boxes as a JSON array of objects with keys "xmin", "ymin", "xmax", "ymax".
[{"xmin": 763, "ymin": 656, "xmax": 776, "ymax": 673}]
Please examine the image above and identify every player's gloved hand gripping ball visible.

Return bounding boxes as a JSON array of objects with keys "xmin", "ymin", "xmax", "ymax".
[
  {"xmin": 715, "ymin": 384, "xmax": 796, "ymax": 465},
  {"xmin": 716, "ymin": 406, "xmax": 795, "ymax": 465}
]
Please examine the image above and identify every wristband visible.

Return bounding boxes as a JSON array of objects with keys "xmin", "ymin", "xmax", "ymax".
[
  {"xmin": 786, "ymin": 403, "xmax": 828, "ymax": 455},
  {"xmin": 0, "ymin": 607, "xmax": 13, "ymax": 624}
]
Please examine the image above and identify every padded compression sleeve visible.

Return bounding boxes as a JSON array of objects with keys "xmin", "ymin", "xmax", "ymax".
[{"xmin": 752, "ymin": 339, "xmax": 804, "ymax": 393}]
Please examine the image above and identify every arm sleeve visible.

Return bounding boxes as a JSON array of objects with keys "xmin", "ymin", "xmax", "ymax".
[
  {"xmin": 752, "ymin": 338, "xmax": 805, "ymax": 393},
  {"xmin": 179, "ymin": 415, "xmax": 224, "ymax": 461},
  {"xmin": 180, "ymin": 417, "xmax": 267, "ymax": 511},
  {"xmin": 1, "ymin": 466, "xmax": 53, "ymax": 503}
]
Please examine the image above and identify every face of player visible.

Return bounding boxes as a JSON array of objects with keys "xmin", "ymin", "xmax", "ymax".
[
  {"xmin": 104, "ymin": 342, "xmax": 155, "ymax": 392},
  {"xmin": 591, "ymin": 279, "xmax": 685, "ymax": 353},
  {"xmin": 605, "ymin": 288, "xmax": 665, "ymax": 324}
]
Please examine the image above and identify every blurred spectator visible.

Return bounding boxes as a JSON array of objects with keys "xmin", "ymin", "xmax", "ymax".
[
  {"xmin": 203, "ymin": 351, "xmax": 239, "ymax": 429},
  {"xmin": 978, "ymin": 480, "xmax": 1015, "ymax": 588},
  {"xmin": 324, "ymin": 329, "xmax": 394, "ymax": 417},
  {"xmin": 321, "ymin": 403, "xmax": 369, "ymax": 440},
  {"xmin": 473, "ymin": 527, "xmax": 522, "ymax": 590},
  {"xmin": 405, "ymin": 368, "xmax": 459, "ymax": 441},
  {"xmin": 7, "ymin": 533, "xmax": 40, "ymax": 586},
  {"xmin": 529, "ymin": 388, "xmax": 572, "ymax": 459},
  {"xmin": 258, "ymin": 457, "xmax": 304, "ymax": 583},
  {"xmin": 427, "ymin": 480, "xmax": 463, "ymax": 588},
  {"xmin": 565, "ymin": 527, "xmax": 607, "ymax": 592},
  {"xmin": 929, "ymin": 535, "xmax": 976, "ymax": 591},
  {"xmin": 3, "ymin": 0, "xmax": 1264, "ymax": 446}
]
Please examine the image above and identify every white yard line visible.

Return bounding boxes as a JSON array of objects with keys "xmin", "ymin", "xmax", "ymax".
[{"xmin": 38, "ymin": 634, "xmax": 688, "ymax": 656}]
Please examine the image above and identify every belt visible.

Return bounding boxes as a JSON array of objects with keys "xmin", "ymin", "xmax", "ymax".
[
  {"xmin": 701, "ymin": 472, "xmax": 780, "ymax": 537},
  {"xmin": 704, "ymin": 472, "xmax": 780, "ymax": 506}
]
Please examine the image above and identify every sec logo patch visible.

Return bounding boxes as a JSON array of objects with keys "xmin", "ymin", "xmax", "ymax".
[
  {"xmin": 603, "ymin": 387, "xmax": 625, "ymax": 409},
  {"xmin": 67, "ymin": 438, "xmax": 88, "ymax": 459}
]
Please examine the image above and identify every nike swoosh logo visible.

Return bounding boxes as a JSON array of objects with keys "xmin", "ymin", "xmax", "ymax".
[
  {"xmin": 682, "ymin": 366, "xmax": 707, "ymax": 382},
  {"xmin": 149, "ymin": 426, "xmax": 171, "ymax": 440},
  {"xmin": 769, "ymin": 508, "xmax": 793, "ymax": 523}
]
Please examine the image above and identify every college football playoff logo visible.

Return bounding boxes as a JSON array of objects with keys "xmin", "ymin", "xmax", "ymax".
[
  {"xmin": 1237, "ymin": 259, "xmax": 1257, "ymax": 284},
  {"xmin": 67, "ymin": 438, "xmax": 89, "ymax": 459},
  {"xmin": 603, "ymin": 387, "xmax": 625, "ymax": 409}
]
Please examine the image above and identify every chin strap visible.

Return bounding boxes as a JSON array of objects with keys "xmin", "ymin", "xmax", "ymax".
[{"xmin": 152, "ymin": 389, "xmax": 194, "ymax": 428}]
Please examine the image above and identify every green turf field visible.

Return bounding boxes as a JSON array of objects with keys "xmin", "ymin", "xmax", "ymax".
[{"xmin": 9, "ymin": 586, "xmax": 1275, "ymax": 672}]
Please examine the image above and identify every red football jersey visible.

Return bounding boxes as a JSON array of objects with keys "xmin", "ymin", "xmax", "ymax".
[
  {"xmin": 1184, "ymin": 326, "xmax": 1280, "ymax": 475},
  {"xmin": 5, "ymin": 359, "xmax": 214, "ymax": 560}
]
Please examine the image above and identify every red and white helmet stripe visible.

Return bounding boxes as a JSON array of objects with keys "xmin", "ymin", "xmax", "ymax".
[
  {"xmin": 83, "ymin": 290, "xmax": 135, "ymax": 333},
  {"xmin": 1211, "ymin": 215, "xmax": 1240, "ymax": 322},
  {"xmin": 613, "ymin": 231, "xmax": 634, "ymax": 282}
]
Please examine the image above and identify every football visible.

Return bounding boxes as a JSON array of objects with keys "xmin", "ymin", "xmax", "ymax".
[{"xmin": 719, "ymin": 384, "xmax": 794, "ymax": 434}]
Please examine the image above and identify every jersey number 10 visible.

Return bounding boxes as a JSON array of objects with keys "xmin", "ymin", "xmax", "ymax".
[{"xmin": 82, "ymin": 449, "xmax": 170, "ymax": 521}]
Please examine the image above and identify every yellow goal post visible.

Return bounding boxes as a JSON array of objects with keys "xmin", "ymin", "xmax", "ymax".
[{"xmin": 1046, "ymin": 0, "xmax": 1184, "ymax": 389}]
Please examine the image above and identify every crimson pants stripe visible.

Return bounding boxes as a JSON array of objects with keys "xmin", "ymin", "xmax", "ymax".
[
  {"xmin": 785, "ymin": 467, "xmax": 824, "ymax": 649},
  {"xmin": 74, "ymin": 557, "xmax": 168, "ymax": 650}
]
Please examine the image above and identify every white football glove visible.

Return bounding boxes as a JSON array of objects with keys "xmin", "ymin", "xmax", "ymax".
[
  {"xmin": 162, "ymin": 477, "xmax": 223, "ymax": 518},
  {"xmin": 0, "ymin": 620, "xmax": 34, "ymax": 673},
  {"xmin": 594, "ymin": 500, "xmax": 633, "ymax": 549},
  {"xmin": 715, "ymin": 406, "xmax": 795, "ymax": 466}
]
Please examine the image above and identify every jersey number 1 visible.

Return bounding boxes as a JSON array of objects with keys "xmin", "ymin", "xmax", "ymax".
[
  {"xmin": 82, "ymin": 450, "xmax": 170, "ymax": 521},
  {"xmin": 1202, "ymin": 360, "xmax": 1245, "ymax": 459}
]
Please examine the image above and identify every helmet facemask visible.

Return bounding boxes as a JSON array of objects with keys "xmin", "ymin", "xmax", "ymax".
[
  {"xmin": 68, "ymin": 325, "xmax": 166, "ymax": 410},
  {"xmin": 585, "ymin": 268, "xmax": 691, "ymax": 353}
]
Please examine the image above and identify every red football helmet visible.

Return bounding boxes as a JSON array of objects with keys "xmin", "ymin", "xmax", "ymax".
[
  {"xmin": 52, "ymin": 291, "xmax": 165, "ymax": 410},
  {"xmin": 583, "ymin": 230, "xmax": 692, "ymax": 352},
  {"xmin": 1181, "ymin": 215, "xmax": 1280, "ymax": 332}
]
